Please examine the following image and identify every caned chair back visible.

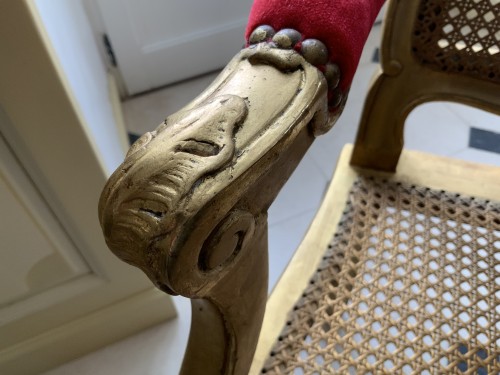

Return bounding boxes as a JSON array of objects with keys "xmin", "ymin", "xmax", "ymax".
[{"xmin": 352, "ymin": 0, "xmax": 500, "ymax": 171}]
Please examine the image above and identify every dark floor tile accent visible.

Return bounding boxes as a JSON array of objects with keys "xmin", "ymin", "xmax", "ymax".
[
  {"xmin": 372, "ymin": 48, "xmax": 380, "ymax": 63},
  {"xmin": 128, "ymin": 132, "xmax": 140, "ymax": 146},
  {"xmin": 469, "ymin": 127, "xmax": 500, "ymax": 154}
]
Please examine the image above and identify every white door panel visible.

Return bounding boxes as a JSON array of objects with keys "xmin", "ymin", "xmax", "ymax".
[
  {"xmin": 0, "ymin": 135, "xmax": 89, "ymax": 308},
  {"xmin": 96, "ymin": 0, "xmax": 253, "ymax": 94}
]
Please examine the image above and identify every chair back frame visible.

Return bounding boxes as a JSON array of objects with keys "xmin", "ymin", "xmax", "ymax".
[{"xmin": 352, "ymin": 0, "xmax": 500, "ymax": 171}]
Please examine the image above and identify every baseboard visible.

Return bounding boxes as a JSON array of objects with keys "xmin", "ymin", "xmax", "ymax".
[{"xmin": 0, "ymin": 287, "xmax": 176, "ymax": 375}]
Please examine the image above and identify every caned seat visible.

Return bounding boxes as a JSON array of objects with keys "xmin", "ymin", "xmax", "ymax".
[
  {"xmin": 258, "ymin": 153, "xmax": 500, "ymax": 374},
  {"xmin": 256, "ymin": 0, "xmax": 500, "ymax": 373},
  {"xmin": 99, "ymin": 0, "xmax": 500, "ymax": 374}
]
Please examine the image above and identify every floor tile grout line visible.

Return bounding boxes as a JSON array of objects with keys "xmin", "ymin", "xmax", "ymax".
[{"xmin": 269, "ymin": 207, "xmax": 318, "ymax": 228}]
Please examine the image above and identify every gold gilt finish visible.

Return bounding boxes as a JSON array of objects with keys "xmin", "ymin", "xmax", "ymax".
[
  {"xmin": 254, "ymin": 0, "xmax": 500, "ymax": 373},
  {"xmin": 99, "ymin": 44, "xmax": 336, "ymax": 375},
  {"xmin": 99, "ymin": 1, "xmax": 500, "ymax": 374}
]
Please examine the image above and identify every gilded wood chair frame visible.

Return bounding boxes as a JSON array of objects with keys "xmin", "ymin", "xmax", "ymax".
[
  {"xmin": 99, "ymin": 45, "xmax": 334, "ymax": 375},
  {"xmin": 352, "ymin": 0, "xmax": 500, "ymax": 171},
  {"xmin": 99, "ymin": 0, "xmax": 500, "ymax": 374}
]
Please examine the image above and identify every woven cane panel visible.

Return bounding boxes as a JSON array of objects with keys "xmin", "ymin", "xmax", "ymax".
[
  {"xmin": 411, "ymin": 0, "xmax": 500, "ymax": 83},
  {"xmin": 262, "ymin": 177, "xmax": 500, "ymax": 374}
]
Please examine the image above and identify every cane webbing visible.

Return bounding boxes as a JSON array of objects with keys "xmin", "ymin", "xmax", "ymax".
[
  {"xmin": 411, "ymin": 0, "xmax": 500, "ymax": 83},
  {"xmin": 262, "ymin": 177, "xmax": 500, "ymax": 374}
]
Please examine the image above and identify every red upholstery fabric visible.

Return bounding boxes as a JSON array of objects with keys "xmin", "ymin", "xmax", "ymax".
[{"xmin": 246, "ymin": 0, "xmax": 385, "ymax": 91}]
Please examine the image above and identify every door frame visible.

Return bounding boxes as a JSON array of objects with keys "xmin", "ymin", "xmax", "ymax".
[{"xmin": 0, "ymin": 1, "xmax": 175, "ymax": 374}]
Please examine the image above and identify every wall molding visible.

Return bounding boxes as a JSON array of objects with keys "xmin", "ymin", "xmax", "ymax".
[
  {"xmin": 142, "ymin": 18, "xmax": 247, "ymax": 54},
  {"xmin": 0, "ymin": 287, "xmax": 175, "ymax": 375}
]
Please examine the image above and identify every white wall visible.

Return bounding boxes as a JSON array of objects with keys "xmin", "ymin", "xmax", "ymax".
[{"xmin": 33, "ymin": 0, "xmax": 127, "ymax": 175}]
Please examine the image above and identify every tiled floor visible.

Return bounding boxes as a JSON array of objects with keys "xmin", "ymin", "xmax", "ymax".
[{"xmin": 43, "ymin": 22, "xmax": 500, "ymax": 375}]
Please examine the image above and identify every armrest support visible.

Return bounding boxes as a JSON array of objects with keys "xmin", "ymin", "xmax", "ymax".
[{"xmin": 99, "ymin": 45, "xmax": 335, "ymax": 375}]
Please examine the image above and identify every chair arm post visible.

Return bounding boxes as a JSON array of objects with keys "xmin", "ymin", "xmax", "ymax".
[
  {"xmin": 99, "ymin": 45, "xmax": 335, "ymax": 374},
  {"xmin": 180, "ymin": 217, "xmax": 268, "ymax": 375}
]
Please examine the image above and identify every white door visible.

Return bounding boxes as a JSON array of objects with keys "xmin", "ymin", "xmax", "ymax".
[
  {"xmin": 0, "ymin": 132, "xmax": 90, "ymax": 317},
  {"xmin": 0, "ymin": 2, "xmax": 175, "ymax": 374},
  {"xmin": 96, "ymin": 0, "xmax": 253, "ymax": 95}
]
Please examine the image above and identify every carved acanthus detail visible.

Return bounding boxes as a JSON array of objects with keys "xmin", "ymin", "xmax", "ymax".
[{"xmin": 99, "ymin": 95, "xmax": 247, "ymax": 292}]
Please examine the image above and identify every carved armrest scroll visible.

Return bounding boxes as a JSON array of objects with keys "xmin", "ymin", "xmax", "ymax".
[{"xmin": 99, "ymin": 45, "xmax": 339, "ymax": 375}]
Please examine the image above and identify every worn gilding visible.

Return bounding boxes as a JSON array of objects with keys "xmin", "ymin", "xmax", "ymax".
[{"xmin": 99, "ymin": 44, "xmax": 337, "ymax": 375}]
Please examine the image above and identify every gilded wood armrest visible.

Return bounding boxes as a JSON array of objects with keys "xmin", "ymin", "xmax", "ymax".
[{"xmin": 98, "ymin": 45, "xmax": 341, "ymax": 375}]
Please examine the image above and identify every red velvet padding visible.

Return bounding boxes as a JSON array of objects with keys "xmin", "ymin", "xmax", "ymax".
[{"xmin": 245, "ymin": 0, "xmax": 385, "ymax": 91}]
